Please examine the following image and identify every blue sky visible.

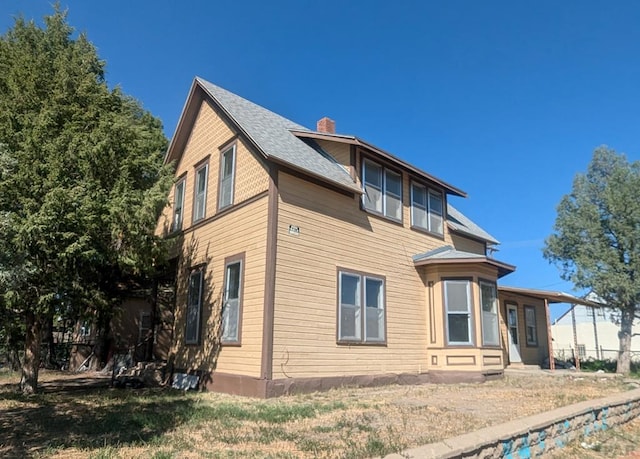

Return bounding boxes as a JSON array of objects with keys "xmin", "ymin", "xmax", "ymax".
[{"xmin": 2, "ymin": 1, "xmax": 639, "ymax": 319}]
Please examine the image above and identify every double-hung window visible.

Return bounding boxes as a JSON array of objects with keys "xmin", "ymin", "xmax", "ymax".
[
  {"xmin": 222, "ymin": 254, "xmax": 243, "ymax": 344},
  {"xmin": 362, "ymin": 159, "xmax": 402, "ymax": 221},
  {"xmin": 444, "ymin": 279, "xmax": 473, "ymax": 345},
  {"xmin": 338, "ymin": 270, "xmax": 385, "ymax": 343},
  {"xmin": 193, "ymin": 163, "xmax": 208, "ymax": 222},
  {"xmin": 480, "ymin": 281, "xmax": 499, "ymax": 346},
  {"xmin": 172, "ymin": 178, "xmax": 186, "ymax": 232},
  {"xmin": 219, "ymin": 145, "xmax": 236, "ymax": 210},
  {"xmin": 525, "ymin": 306, "xmax": 538, "ymax": 346},
  {"xmin": 185, "ymin": 267, "xmax": 204, "ymax": 345},
  {"xmin": 411, "ymin": 183, "xmax": 443, "ymax": 235}
]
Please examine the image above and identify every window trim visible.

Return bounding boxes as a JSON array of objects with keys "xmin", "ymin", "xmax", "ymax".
[
  {"xmin": 221, "ymin": 252, "xmax": 245, "ymax": 345},
  {"xmin": 524, "ymin": 305, "xmax": 538, "ymax": 347},
  {"xmin": 361, "ymin": 157, "xmax": 403, "ymax": 223},
  {"xmin": 479, "ymin": 279, "xmax": 500, "ymax": 347},
  {"xmin": 192, "ymin": 161, "xmax": 209, "ymax": 223},
  {"xmin": 336, "ymin": 268, "xmax": 387, "ymax": 345},
  {"xmin": 217, "ymin": 143, "xmax": 237, "ymax": 212},
  {"xmin": 185, "ymin": 266, "xmax": 205, "ymax": 345},
  {"xmin": 443, "ymin": 278, "xmax": 475, "ymax": 346},
  {"xmin": 172, "ymin": 175, "xmax": 186, "ymax": 232},
  {"xmin": 410, "ymin": 181, "xmax": 445, "ymax": 237}
]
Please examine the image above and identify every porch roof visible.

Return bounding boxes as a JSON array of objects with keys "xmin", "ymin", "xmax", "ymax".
[
  {"xmin": 412, "ymin": 246, "xmax": 516, "ymax": 278},
  {"xmin": 498, "ymin": 286, "xmax": 604, "ymax": 307}
]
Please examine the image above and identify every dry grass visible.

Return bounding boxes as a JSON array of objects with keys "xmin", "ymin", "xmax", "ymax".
[
  {"xmin": 551, "ymin": 416, "xmax": 640, "ymax": 458},
  {"xmin": 0, "ymin": 368, "xmax": 636, "ymax": 458}
]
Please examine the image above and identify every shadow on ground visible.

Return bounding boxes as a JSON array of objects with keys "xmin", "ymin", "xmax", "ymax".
[{"xmin": 0, "ymin": 375, "xmax": 196, "ymax": 457}]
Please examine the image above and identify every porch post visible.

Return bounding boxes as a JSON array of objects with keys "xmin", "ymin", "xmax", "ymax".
[
  {"xmin": 545, "ymin": 299, "xmax": 555, "ymax": 371},
  {"xmin": 570, "ymin": 304, "xmax": 581, "ymax": 371}
]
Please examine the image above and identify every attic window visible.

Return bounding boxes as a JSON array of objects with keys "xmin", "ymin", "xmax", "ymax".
[
  {"xmin": 362, "ymin": 159, "xmax": 402, "ymax": 221},
  {"xmin": 411, "ymin": 183, "xmax": 443, "ymax": 236}
]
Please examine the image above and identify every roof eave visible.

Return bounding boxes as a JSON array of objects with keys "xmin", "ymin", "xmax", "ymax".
[
  {"xmin": 413, "ymin": 257, "xmax": 516, "ymax": 278},
  {"xmin": 498, "ymin": 286, "xmax": 604, "ymax": 307}
]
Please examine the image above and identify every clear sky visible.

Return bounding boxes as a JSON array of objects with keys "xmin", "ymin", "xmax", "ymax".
[{"xmin": 2, "ymin": 1, "xmax": 639, "ymax": 319}]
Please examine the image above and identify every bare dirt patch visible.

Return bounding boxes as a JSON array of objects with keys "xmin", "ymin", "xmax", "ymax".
[{"xmin": 0, "ymin": 369, "xmax": 635, "ymax": 458}]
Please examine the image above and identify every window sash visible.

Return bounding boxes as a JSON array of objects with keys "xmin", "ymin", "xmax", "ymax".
[
  {"xmin": 172, "ymin": 179, "xmax": 185, "ymax": 231},
  {"xmin": 339, "ymin": 273, "xmax": 361, "ymax": 340},
  {"xmin": 444, "ymin": 280, "xmax": 472, "ymax": 345},
  {"xmin": 194, "ymin": 165, "xmax": 208, "ymax": 222},
  {"xmin": 525, "ymin": 307, "xmax": 537, "ymax": 346},
  {"xmin": 363, "ymin": 160, "xmax": 402, "ymax": 220},
  {"xmin": 480, "ymin": 281, "xmax": 499, "ymax": 346},
  {"xmin": 411, "ymin": 183, "xmax": 443, "ymax": 235},
  {"xmin": 339, "ymin": 272, "xmax": 385, "ymax": 343},
  {"xmin": 364, "ymin": 277, "xmax": 384, "ymax": 341},
  {"xmin": 219, "ymin": 146, "xmax": 235, "ymax": 209},
  {"xmin": 185, "ymin": 269, "xmax": 203, "ymax": 344},
  {"xmin": 222, "ymin": 261, "xmax": 242, "ymax": 342}
]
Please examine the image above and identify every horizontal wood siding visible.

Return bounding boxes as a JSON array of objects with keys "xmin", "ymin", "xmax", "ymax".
[
  {"xmin": 171, "ymin": 196, "xmax": 268, "ymax": 377},
  {"xmin": 316, "ymin": 140, "xmax": 352, "ymax": 176},
  {"xmin": 450, "ymin": 233, "xmax": 486, "ymax": 255},
  {"xmin": 273, "ymin": 172, "xmax": 454, "ymax": 378}
]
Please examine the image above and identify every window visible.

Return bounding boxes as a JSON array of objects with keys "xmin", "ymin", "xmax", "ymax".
[
  {"xmin": 480, "ymin": 281, "xmax": 499, "ymax": 346},
  {"xmin": 362, "ymin": 159, "xmax": 402, "ymax": 220},
  {"xmin": 444, "ymin": 279, "xmax": 473, "ymax": 345},
  {"xmin": 525, "ymin": 306, "xmax": 537, "ymax": 346},
  {"xmin": 222, "ymin": 255, "xmax": 244, "ymax": 343},
  {"xmin": 185, "ymin": 268, "xmax": 204, "ymax": 344},
  {"xmin": 193, "ymin": 163, "xmax": 208, "ymax": 222},
  {"xmin": 172, "ymin": 178, "xmax": 186, "ymax": 232},
  {"xmin": 338, "ymin": 271, "xmax": 385, "ymax": 343},
  {"xmin": 219, "ymin": 145, "xmax": 236, "ymax": 210},
  {"xmin": 411, "ymin": 183, "xmax": 444, "ymax": 235},
  {"xmin": 577, "ymin": 344, "xmax": 586, "ymax": 359},
  {"xmin": 139, "ymin": 312, "xmax": 152, "ymax": 344}
]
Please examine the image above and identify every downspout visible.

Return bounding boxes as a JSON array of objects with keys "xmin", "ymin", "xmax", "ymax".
[
  {"xmin": 571, "ymin": 304, "xmax": 581, "ymax": 370},
  {"xmin": 545, "ymin": 298, "xmax": 555, "ymax": 370},
  {"xmin": 592, "ymin": 306, "xmax": 600, "ymax": 360}
]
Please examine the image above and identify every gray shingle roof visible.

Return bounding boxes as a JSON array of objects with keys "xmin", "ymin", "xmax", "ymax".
[
  {"xmin": 446, "ymin": 204, "xmax": 499, "ymax": 245},
  {"xmin": 412, "ymin": 245, "xmax": 486, "ymax": 263},
  {"xmin": 197, "ymin": 78, "xmax": 361, "ymax": 193}
]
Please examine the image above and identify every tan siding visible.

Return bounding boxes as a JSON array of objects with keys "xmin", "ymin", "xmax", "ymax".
[
  {"xmin": 450, "ymin": 234, "xmax": 486, "ymax": 255},
  {"xmin": 157, "ymin": 101, "xmax": 269, "ymax": 236},
  {"xmin": 273, "ymin": 172, "xmax": 456, "ymax": 379},
  {"xmin": 316, "ymin": 140, "xmax": 352, "ymax": 175}
]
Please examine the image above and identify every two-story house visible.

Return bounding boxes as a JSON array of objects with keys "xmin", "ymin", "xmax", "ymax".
[{"xmin": 154, "ymin": 77, "xmax": 586, "ymax": 397}]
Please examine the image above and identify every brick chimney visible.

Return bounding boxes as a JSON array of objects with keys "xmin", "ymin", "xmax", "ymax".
[{"xmin": 317, "ymin": 117, "xmax": 335, "ymax": 134}]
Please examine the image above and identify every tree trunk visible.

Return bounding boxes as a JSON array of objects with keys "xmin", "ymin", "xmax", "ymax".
[
  {"xmin": 43, "ymin": 314, "xmax": 57, "ymax": 369},
  {"xmin": 617, "ymin": 307, "xmax": 633, "ymax": 375},
  {"xmin": 21, "ymin": 311, "xmax": 41, "ymax": 394}
]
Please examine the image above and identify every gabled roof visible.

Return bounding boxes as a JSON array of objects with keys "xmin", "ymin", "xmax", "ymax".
[
  {"xmin": 165, "ymin": 78, "xmax": 362, "ymax": 194},
  {"xmin": 446, "ymin": 204, "xmax": 499, "ymax": 245},
  {"xmin": 412, "ymin": 246, "xmax": 515, "ymax": 278},
  {"xmin": 291, "ymin": 129, "xmax": 467, "ymax": 197}
]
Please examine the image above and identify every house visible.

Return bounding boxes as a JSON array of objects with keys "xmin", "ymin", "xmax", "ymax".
[
  {"xmin": 552, "ymin": 304, "xmax": 640, "ymax": 362},
  {"xmin": 152, "ymin": 77, "xmax": 579, "ymax": 397}
]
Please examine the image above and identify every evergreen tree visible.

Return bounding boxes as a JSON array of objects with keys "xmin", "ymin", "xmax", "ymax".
[
  {"xmin": 0, "ymin": 7, "xmax": 173, "ymax": 393},
  {"xmin": 544, "ymin": 147, "xmax": 640, "ymax": 374}
]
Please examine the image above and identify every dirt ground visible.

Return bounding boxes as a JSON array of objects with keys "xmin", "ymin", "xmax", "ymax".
[{"xmin": 0, "ymin": 368, "xmax": 638, "ymax": 458}]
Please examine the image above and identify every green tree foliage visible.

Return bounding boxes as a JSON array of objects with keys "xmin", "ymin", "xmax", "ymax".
[
  {"xmin": 0, "ymin": 7, "xmax": 173, "ymax": 393},
  {"xmin": 544, "ymin": 147, "xmax": 640, "ymax": 374}
]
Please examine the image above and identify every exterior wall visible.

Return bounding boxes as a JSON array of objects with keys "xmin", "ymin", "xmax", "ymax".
[
  {"xmin": 552, "ymin": 305, "xmax": 640, "ymax": 361},
  {"xmin": 498, "ymin": 292, "xmax": 550, "ymax": 367},
  {"xmin": 315, "ymin": 139, "xmax": 353, "ymax": 177},
  {"xmin": 271, "ymin": 166, "xmax": 501, "ymax": 379},
  {"xmin": 424, "ymin": 265, "xmax": 504, "ymax": 375},
  {"xmin": 162, "ymin": 100, "xmax": 271, "ymax": 378},
  {"xmin": 450, "ymin": 233, "xmax": 486, "ymax": 255}
]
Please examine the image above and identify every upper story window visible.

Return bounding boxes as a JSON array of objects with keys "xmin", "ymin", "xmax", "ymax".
[
  {"xmin": 218, "ymin": 145, "xmax": 236, "ymax": 210},
  {"xmin": 444, "ymin": 279, "xmax": 473, "ymax": 345},
  {"xmin": 338, "ymin": 270, "xmax": 385, "ymax": 343},
  {"xmin": 362, "ymin": 159, "xmax": 402, "ymax": 221},
  {"xmin": 172, "ymin": 177, "xmax": 186, "ymax": 232},
  {"xmin": 411, "ymin": 183, "xmax": 443, "ymax": 236},
  {"xmin": 193, "ymin": 163, "xmax": 208, "ymax": 223},
  {"xmin": 222, "ymin": 254, "xmax": 244, "ymax": 344}
]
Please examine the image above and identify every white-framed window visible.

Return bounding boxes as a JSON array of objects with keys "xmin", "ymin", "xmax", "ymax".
[
  {"xmin": 193, "ymin": 163, "xmax": 208, "ymax": 222},
  {"xmin": 139, "ymin": 312, "xmax": 152, "ymax": 344},
  {"xmin": 172, "ymin": 177, "xmax": 186, "ymax": 232},
  {"xmin": 185, "ymin": 267, "xmax": 204, "ymax": 344},
  {"xmin": 362, "ymin": 159, "xmax": 402, "ymax": 221},
  {"xmin": 480, "ymin": 281, "xmax": 499, "ymax": 346},
  {"xmin": 411, "ymin": 183, "xmax": 444, "ymax": 235},
  {"xmin": 338, "ymin": 270, "xmax": 385, "ymax": 343},
  {"xmin": 577, "ymin": 344, "xmax": 586, "ymax": 359},
  {"xmin": 525, "ymin": 306, "xmax": 538, "ymax": 346},
  {"xmin": 222, "ymin": 255, "xmax": 243, "ymax": 344},
  {"xmin": 219, "ymin": 145, "xmax": 236, "ymax": 210},
  {"xmin": 444, "ymin": 279, "xmax": 473, "ymax": 345}
]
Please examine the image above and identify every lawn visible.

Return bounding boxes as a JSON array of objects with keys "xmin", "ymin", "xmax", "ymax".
[{"xmin": 0, "ymin": 368, "xmax": 636, "ymax": 458}]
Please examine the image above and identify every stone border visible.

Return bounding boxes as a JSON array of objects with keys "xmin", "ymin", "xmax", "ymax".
[{"xmin": 384, "ymin": 387, "xmax": 640, "ymax": 458}]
